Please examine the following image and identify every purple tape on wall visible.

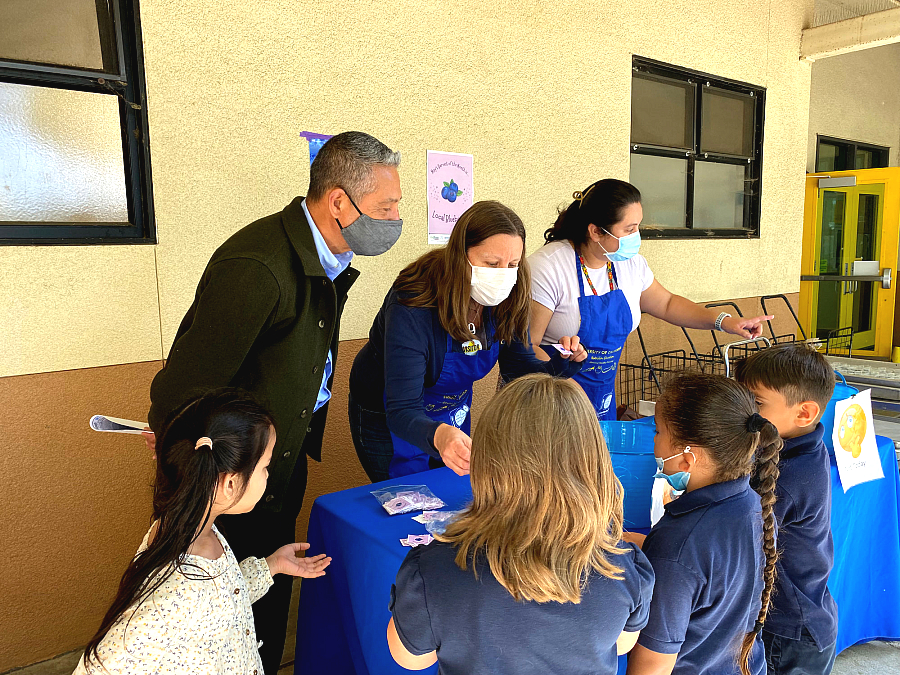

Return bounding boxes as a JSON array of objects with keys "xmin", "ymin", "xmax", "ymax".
[{"xmin": 300, "ymin": 131, "xmax": 334, "ymax": 165}]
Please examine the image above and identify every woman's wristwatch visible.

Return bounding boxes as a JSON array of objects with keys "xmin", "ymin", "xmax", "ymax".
[{"xmin": 715, "ymin": 312, "xmax": 731, "ymax": 332}]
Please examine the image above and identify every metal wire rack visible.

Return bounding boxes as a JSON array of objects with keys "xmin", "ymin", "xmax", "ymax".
[{"xmin": 615, "ymin": 295, "xmax": 854, "ymax": 414}]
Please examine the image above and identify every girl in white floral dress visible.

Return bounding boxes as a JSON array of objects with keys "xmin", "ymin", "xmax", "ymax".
[{"xmin": 74, "ymin": 390, "xmax": 332, "ymax": 675}]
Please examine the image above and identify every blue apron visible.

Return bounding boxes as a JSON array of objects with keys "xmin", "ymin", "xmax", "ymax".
[
  {"xmin": 571, "ymin": 250, "xmax": 633, "ymax": 421},
  {"xmin": 388, "ymin": 321, "xmax": 500, "ymax": 479}
]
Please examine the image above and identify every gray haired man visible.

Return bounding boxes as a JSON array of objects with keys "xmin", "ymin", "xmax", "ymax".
[{"xmin": 146, "ymin": 131, "xmax": 402, "ymax": 673}]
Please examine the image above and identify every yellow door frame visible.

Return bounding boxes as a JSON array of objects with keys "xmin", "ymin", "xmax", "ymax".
[{"xmin": 800, "ymin": 168, "xmax": 899, "ymax": 358}]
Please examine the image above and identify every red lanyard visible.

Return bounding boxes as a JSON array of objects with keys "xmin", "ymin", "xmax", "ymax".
[{"xmin": 579, "ymin": 256, "xmax": 615, "ymax": 295}]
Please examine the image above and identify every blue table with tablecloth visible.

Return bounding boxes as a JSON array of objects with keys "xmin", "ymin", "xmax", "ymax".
[{"xmin": 295, "ymin": 433, "xmax": 900, "ymax": 674}]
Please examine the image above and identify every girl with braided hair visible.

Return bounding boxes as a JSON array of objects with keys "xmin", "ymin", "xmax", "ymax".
[{"xmin": 625, "ymin": 373, "xmax": 782, "ymax": 675}]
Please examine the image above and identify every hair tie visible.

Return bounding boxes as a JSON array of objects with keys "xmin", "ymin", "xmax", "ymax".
[
  {"xmin": 746, "ymin": 413, "xmax": 767, "ymax": 434},
  {"xmin": 195, "ymin": 437, "xmax": 213, "ymax": 451},
  {"xmin": 753, "ymin": 620, "xmax": 765, "ymax": 635}
]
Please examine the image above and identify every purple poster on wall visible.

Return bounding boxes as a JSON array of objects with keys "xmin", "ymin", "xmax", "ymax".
[
  {"xmin": 426, "ymin": 150, "xmax": 474, "ymax": 244},
  {"xmin": 299, "ymin": 131, "xmax": 333, "ymax": 164}
]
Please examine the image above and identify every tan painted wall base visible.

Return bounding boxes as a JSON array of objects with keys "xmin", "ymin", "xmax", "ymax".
[{"xmin": 0, "ymin": 362, "xmax": 160, "ymax": 671}]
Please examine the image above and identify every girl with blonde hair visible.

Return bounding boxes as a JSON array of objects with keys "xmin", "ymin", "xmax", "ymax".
[{"xmin": 386, "ymin": 373, "xmax": 654, "ymax": 674}]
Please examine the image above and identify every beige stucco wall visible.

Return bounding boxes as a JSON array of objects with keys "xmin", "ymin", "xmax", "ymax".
[
  {"xmin": 807, "ymin": 42, "xmax": 900, "ymax": 171},
  {"xmin": 0, "ymin": 245, "xmax": 162, "ymax": 377},
  {"xmin": 0, "ymin": 0, "xmax": 815, "ymax": 380},
  {"xmin": 143, "ymin": 0, "xmax": 815, "ymax": 356}
]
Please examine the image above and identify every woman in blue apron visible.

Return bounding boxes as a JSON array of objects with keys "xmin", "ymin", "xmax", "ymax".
[
  {"xmin": 528, "ymin": 179, "xmax": 773, "ymax": 421},
  {"xmin": 349, "ymin": 201, "xmax": 586, "ymax": 482}
]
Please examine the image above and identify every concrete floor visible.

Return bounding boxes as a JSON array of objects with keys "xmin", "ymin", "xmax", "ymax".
[{"xmin": 874, "ymin": 417, "xmax": 900, "ymax": 445}]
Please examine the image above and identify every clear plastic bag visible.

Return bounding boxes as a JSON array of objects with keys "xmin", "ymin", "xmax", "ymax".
[
  {"xmin": 371, "ymin": 485, "xmax": 446, "ymax": 515},
  {"xmin": 422, "ymin": 510, "xmax": 461, "ymax": 535}
]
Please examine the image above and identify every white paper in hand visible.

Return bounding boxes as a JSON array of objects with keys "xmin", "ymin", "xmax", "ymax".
[
  {"xmin": 832, "ymin": 389, "xmax": 884, "ymax": 492},
  {"xmin": 650, "ymin": 477, "xmax": 682, "ymax": 527},
  {"xmin": 90, "ymin": 415, "xmax": 148, "ymax": 435},
  {"xmin": 551, "ymin": 343, "xmax": 572, "ymax": 357},
  {"xmin": 650, "ymin": 477, "xmax": 667, "ymax": 527}
]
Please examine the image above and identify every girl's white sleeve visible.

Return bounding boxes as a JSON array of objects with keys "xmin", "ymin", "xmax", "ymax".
[{"xmin": 239, "ymin": 556, "xmax": 274, "ymax": 604}]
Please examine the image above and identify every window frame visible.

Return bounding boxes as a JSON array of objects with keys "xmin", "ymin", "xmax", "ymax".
[
  {"xmin": 630, "ymin": 56, "xmax": 766, "ymax": 240},
  {"xmin": 0, "ymin": 0, "xmax": 155, "ymax": 245},
  {"xmin": 815, "ymin": 135, "xmax": 889, "ymax": 172}
]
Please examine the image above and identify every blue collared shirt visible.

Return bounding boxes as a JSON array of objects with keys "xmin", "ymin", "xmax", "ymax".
[{"xmin": 302, "ymin": 199, "xmax": 353, "ymax": 411}]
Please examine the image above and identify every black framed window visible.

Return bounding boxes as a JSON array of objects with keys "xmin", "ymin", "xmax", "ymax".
[
  {"xmin": 629, "ymin": 57, "xmax": 765, "ymax": 239},
  {"xmin": 816, "ymin": 136, "xmax": 889, "ymax": 172},
  {"xmin": 0, "ymin": 0, "xmax": 154, "ymax": 245}
]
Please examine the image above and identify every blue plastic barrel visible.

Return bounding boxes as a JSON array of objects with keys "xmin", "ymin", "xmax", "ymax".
[{"xmin": 599, "ymin": 419, "xmax": 657, "ymax": 529}]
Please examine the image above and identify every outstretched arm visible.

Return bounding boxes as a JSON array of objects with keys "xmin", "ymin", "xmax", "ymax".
[{"xmin": 639, "ymin": 280, "xmax": 772, "ymax": 339}]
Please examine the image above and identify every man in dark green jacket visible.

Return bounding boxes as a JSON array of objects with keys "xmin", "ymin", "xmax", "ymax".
[{"xmin": 146, "ymin": 131, "xmax": 402, "ymax": 673}]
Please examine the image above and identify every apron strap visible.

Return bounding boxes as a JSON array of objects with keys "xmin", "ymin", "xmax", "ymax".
[
  {"xmin": 574, "ymin": 248, "xmax": 589, "ymax": 298},
  {"xmin": 576, "ymin": 248, "xmax": 617, "ymax": 296}
]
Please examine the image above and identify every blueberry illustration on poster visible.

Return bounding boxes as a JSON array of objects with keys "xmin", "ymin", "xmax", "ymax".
[{"xmin": 441, "ymin": 179, "xmax": 463, "ymax": 203}]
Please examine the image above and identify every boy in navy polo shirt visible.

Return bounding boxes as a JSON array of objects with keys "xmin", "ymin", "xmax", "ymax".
[{"xmin": 735, "ymin": 344, "xmax": 838, "ymax": 675}]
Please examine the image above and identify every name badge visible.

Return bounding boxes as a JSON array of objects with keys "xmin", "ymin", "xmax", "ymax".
[{"xmin": 462, "ymin": 339, "xmax": 483, "ymax": 355}]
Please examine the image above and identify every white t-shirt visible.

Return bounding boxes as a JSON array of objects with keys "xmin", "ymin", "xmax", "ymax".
[{"xmin": 528, "ymin": 240, "xmax": 654, "ymax": 344}]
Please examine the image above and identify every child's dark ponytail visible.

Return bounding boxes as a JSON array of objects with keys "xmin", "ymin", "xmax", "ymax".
[
  {"xmin": 82, "ymin": 389, "xmax": 273, "ymax": 672},
  {"xmin": 739, "ymin": 416, "xmax": 782, "ymax": 675}
]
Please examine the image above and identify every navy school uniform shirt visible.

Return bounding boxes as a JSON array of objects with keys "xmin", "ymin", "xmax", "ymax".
[
  {"xmin": 638, "ymin": 476, "xmax": 766, "ymax": 675},
  {"xmin": 762, "ymin": 424, "xmax": 837, "ymax": 648},
  {"xmin": 390, "ymin": 539, "xmax": 655, "ymax": 675},
  {"xmin": 349, "ymin": 289, "xmax": 581, "ymax": 454}
]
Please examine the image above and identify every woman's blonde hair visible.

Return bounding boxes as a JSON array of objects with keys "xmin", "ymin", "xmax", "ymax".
[{"xmin": 438, "ymin": 373, "xmax": 626, "ymax": 603}]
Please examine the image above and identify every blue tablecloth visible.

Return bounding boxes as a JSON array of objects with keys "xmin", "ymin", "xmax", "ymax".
[
  {"xmin": 296, "ymin": 436, "xmax": 900, "ymax": 674},
  {"xmin": 295, "ymin": 467, "xmax": 475, "ymax": 675},
  {"xmin": 829, "ymin": 435, "xmax": 900, "ymax": 651}
]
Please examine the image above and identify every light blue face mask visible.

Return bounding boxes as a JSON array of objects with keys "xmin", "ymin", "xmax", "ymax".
[
  {"xmin": 600, "ymin": 228, "xmax": 641, "ymax": 262},
  {"xmin": 653, "ymin": 447, "xmax": 695, "ymax": 492}
]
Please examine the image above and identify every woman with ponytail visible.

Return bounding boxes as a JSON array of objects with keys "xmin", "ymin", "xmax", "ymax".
[
  {"xmin": 528, "ymin": 179, "xmax": 772, "ymax": 421},
  {"xmin": 625, "ymin": 373, "xmax": 781, "ymax": 675},
  {"xmin": 73, "ymin": 390, "xmax": 332, "ymax": 675}
]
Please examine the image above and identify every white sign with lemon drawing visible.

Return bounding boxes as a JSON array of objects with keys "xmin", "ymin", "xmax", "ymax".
[{"xmin": 832, "ymin": 389, "xmax": 884, "ymax": 492}]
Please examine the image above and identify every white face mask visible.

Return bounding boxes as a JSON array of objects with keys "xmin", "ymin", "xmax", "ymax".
[{"xmin": 468, "ymin": 262, "xmax": 518, "ymax": 307}]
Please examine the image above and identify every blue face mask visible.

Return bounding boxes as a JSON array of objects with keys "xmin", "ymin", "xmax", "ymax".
[
  {"xmin": 600, "ymin": 228, "xmax": 641, "ymax": 262},
  {"xmin": 653, "ymin": 448, "xmax": 695, "ymax": 492}
]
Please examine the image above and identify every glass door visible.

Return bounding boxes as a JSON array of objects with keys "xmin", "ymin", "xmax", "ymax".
[
  {"xmin": 810, "ymin": 190, "xmax": 848, "ymax": 342},
  {"xmin": 849, "ymin": 189, "xmax": 883, "ymax": 350}
]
